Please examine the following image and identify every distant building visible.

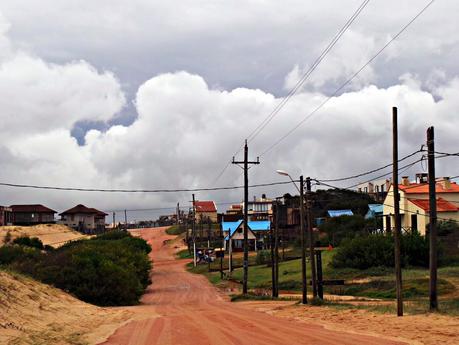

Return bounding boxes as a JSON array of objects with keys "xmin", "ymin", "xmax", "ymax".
[
  {"xmin": 222, "ymin": 220, "xmax": 270, "ymax": 251},
  {"xmin": 357, "ymin": 178, "xmax": 391, "ymax": 202},
  {"xmin": 327, "ymin": 209, "xmax": 354, "ymax": 217},
  {"xmin": 0, "ymin": 206, "xmax": 13, "ymax": 226},
  {"xmin": 246, "ymin": 194, "xmax": 273, "ymax": 221},
  {"xmin": 194, "ymin": 200, "xmax": 218, "ymax": 223},
  {"xmin": 383, "ymin": 176, "xmax": 459, "ymax": 235},
  {"xmin": 10, "ymin": 204, "xmax": 56, "ymax": 225},
  {"xmin": 365, "ymin": 204, "xmax": 383, "ymax": 219},
  {"xmin": 60, "ymin": 204, "xmax": 107, "ymax": 233}
]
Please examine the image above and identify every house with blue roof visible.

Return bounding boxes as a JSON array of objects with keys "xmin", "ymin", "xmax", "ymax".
[
  {"xmin": 365, "ymin": 204, "xmax": 383, "ymax": 219},
  {"xmin": 222, "ymin": 220, "xmax": 271, "ymax": 251},
  {"xmin": 327, "ymin": 209, "xmax": 354, "ymax": 217}
]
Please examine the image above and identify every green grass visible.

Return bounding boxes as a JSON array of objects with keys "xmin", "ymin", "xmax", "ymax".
[
  {"xmin": 176, "ymin": 249, "xmax": 193, "ymax": 259},
  {"xmin": 166, "ymin": 225, "xmax": 186, "ymax": 235}
]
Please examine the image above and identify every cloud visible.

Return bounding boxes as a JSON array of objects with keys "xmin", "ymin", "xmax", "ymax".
[{"xmin": 0, "ymin": 2, "xmax": 458, "ymax": 219}]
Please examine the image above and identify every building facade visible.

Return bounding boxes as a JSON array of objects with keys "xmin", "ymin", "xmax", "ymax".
[
  {"xmin": 0, "ymin": 206, "xmax": 13, "ymax": 226},
  {"xmin": 383, "ymin": 176, "xmax": 459, "ymax": 235},
  {"xmin": 60, "ymin": 204, "xmax": 107, "ymax": 233},
  {"xmin": 10, "ymin": 204, "xmax": 56, "ymax": 225},
  {"xmin": 194, "ymin": 200, "xmax": 218, "ymax": 223}
]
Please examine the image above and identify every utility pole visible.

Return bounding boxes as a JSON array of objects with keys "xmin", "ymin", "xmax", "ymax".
[
  {"xmin": 271, "ymin": 205, "xmax": 275, "ymax": 297},
  {"xmin": 427, "ymin": 126, "xmax": 438, "ymax": 311},
  {"xmin": 274, "ymin": 199, "xmax": 279, "ymax": 298},
  {"xmin": 124, "ymin": 209, "xmax": 128, "ymax": 231},
  {"xmin": 192, "ymin": 194, "xmax": 197, "ymax": 267},
  {"xmin": 232, "ymin": 140, "xmax": 260, "ymax": 295},
  {"xmin": 306, "ymin": 177, "xmax": 318, "ymax": 299},
  {"xmin": 392, "ymin": 106, "xmax": 403, "ymax": 316},
  {"xmin": 112, "ymin": 212, "xmax": 116, "ymax": 230},
  {"xmin": 300, "ymin": 176, "xmax": 308, "ymax": 304},
  {"xmin": 176, "ymin": 202, "xmax": 180, "ymax": 226}
]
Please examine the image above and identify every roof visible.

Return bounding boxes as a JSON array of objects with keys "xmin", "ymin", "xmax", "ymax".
[
  {"xmin": 194, "ymin": 200, "xmax": 217, "ymax": 213},
  {"xmin": 10, "ymin": 204, "xmax": 56, "ymax": 213},
  {"xmin": 368, "ymin": 204, "xmax": 383, "ymax": 213},
  {"xmin": 327, "ymin": 210, "xmax": 354, "ymax": 217},
  {"xmin": 398, "ymin": 181, "xmax": 459, "ymax": 194},
  {"xmin": 409, "ymin": 198, "xmax": 459, "ymax": 213},
  {"xmin": 222, "ymin": 220, "xmax": 270, "ymax": 240},
  {"xmin": 60, "ymin": 204, "xmax": 108, "ymax": 216}
]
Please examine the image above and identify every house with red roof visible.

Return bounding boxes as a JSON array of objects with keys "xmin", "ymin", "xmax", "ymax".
[
  {"xmin": 383, "ymin": 176, "xmax": 459, "ymax": 235},
  {"xmin": 60, "ymin": 204, "xmax": 108, "ymax": 233},
  {"xmin": 194, "ymin": 200, "xmax": 218, "ymax": 223},
  {"xmin": 10, "ymin": 204, "xmax": 56, "ymax": 225}
]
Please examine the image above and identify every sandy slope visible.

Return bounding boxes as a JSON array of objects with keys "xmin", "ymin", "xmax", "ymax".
[
  {"xmin": 100, "ymin": 227, "xmax": 405, "ymax": 345},
  {"xmin": 0, "ymin": 224, "xmax": 89, "ymax": 248},
  {"xmin": 0, "ymin": 270, "xmax": 132, "ymax": 345}
]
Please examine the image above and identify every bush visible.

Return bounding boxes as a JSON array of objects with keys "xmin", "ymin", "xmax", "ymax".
[
  {"xmin": 437, "ymin": 220, "xmax": 459, "ymax": 236},
  {"xmin": 331, "ymin": 232, "xmax": 437, "ymax": 269},
  {"xmin": 319, "ymin": 215, "xmax": 367, "ymax": 246},
  {"xmin": 255, "ymin": 250, "xmax": 270, "ymax": 265},
  {"xmin": 0, "ymin": 245, "xmax": 42, "ymax": 265},
  {"xmin": 2, "ymin": 231, "xmax": 152, "ymax": 306},
  {"xmin": 13, "ymin": 236, "xmax": 44, "ymax": 250}
]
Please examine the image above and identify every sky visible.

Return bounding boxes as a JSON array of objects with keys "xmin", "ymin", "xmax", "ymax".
[{"xmin": 0, "ymin": 0, "xmax": 458, "ymax": 221}]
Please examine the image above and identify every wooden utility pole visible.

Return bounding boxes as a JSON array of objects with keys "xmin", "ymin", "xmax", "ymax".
[
  {"xmin": 392, "ymin": 106, "xmax": 403, "ymax": 316},
  {"xmin": 232, "ymin": 140, "xmax": 260, "ymax": 295},
  {"xmin": 300, "ymin": 176, "xmax": 308, "ymax": 304},
  {"xmin": 124, "ymin": 209, "xmax": 128, "ymax": 231},
  {"xmin": 306, "ymin": 177, "xmax": 318, "ymax": 299},
  {"xmin": 274, "ymin": 200, "xmax": 279, "ymax": 298},
  {"xmin": 176, "ymin": 202, "xmax": 180, "ymax": 225},
  {"xmin": 427, "ymin": 126, "xmax": 438, "ymax": 311},
  {"xmin": 271, "ymin": 204, "xmax": 276, "ymax": 297},
  {"xmin": 192, "ymin": 194, "xmax": 197, "ymax": 267},
  {"xmin": 112, "ymin": 212, "xmax": 116, "ymax": 229}
]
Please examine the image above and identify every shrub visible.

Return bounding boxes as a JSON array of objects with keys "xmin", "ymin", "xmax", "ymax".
[
  {"xmin": 437, "ymin": 220, "xmax": 459, "ymax": 236},
  {"xmin": 3, "ymin": 230, "xmax": 12, "ymax": 244},
  {"xmin": 0, "ymin": 245, "xmax": 42, "ymax": 265},
  {"xmin": 13, "ymin": 236, "xmax": 44, "ymax": 250},
  {"xmin": 331, "ymin": 232, "xmax": 437, "ymax": 269},
  {"xmin": 319, "ymin": 215, "xmax": 367, "ymax": 246},
  {"xmin": 255, "ymin": 250, "xmax": 270, "ymax": 265}
]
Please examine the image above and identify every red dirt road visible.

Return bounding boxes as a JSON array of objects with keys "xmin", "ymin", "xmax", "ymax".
[{"xmin": 100, "ymin": 227, "xmax": 405, "ymax": 345}]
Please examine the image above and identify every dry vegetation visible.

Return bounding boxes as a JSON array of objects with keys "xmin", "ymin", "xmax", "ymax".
[
  {"xmin": 0, "ymin": 224, "xmax": 90, "ymax": 248},
  {"xmin": 0, "ymin": 269, "xmax": 131, "ymax": 345}
]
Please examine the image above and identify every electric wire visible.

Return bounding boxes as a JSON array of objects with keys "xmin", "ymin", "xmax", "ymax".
[{"xmin": 258, "ymin": 0, "xmax": 436, "ymax": 157}]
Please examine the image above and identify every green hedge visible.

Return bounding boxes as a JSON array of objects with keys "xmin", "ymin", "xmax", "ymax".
[
  {"xmin": 331, "ymin": 232, "xmax": 437, "ymax": 269},
  {"xmin": 1, "ymin": 231, "xmax": 152, "ymax": 306}
]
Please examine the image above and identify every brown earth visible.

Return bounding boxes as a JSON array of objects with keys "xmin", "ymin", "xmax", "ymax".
[
  {"xmin": 0, "ymin": 224, "xmax": 90, "ymax": 248},
  {"xmin": 99, "ymin": 227, "xmax": 406, "ymax": 345},
  {"xmin": 0, "ymin": 270, "xmax": 131, "ymax": 345}
]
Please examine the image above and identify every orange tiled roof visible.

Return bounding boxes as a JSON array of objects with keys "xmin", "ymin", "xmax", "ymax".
[
  {"xmin": 409, "ymin": 198, "xmax": 459, "ymax": 212},
  {"xmin": 194, "ymin": 201, "xmax": 217, "ymax": 212},
  {"xmin": 398, "ymin": 181, "xmax": 459, "ymax": 194}
]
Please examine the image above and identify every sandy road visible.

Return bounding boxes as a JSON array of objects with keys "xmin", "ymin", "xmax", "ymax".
[{"xmin": 100, "ymin": 227, "xmax": 405, "ymax": 345}]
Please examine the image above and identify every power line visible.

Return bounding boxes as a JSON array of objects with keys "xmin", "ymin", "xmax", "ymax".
[
  {"xmin": 318, "ymin": 149, "xmax": 422, "ymax": 183},
  {"xmin": 246, "ymin": 0, "xmax": 371, "ymax": 144},
  {"xmin": 0, "ymin": 180, "xmax": 295, "ymax": 193},
  {"xmin": 210, "ymin": 0, "xmax": 371, "ymax": 186},
  {"xmin": 258, "ymin": 0, "xmax": 436, "ymax": 157}
]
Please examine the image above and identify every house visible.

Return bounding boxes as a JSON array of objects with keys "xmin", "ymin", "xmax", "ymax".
[
  {"xmin": 383, "ymin": 176, "xmax": 459, "ymax": 235},
  {"xmin": 0, "ymin": 206, "xmax": 13, "ymax": 226},
  {"xmin": 222, "ymin": 220, "xmax": 271, "ymax": 251},
  {"xmin": 327, "ymin": 209, "xmax": 354, "ymax": 217},
  {"xmin": 60, "ymin": 204, "xmax": 108, "ymax": 233},
  {"xmin": 365, "ymin": 204, "xmax": 383, "ymax": 219},
  {"xmin": 357, "ymin": 178, "xmax": 391, "ymax": 202},
  {"xmin": 194, "ymin": 200, "xmax": 218, "ymax": 223},
  {"xmin": 246, "ymin": 194, "xmax": 273, "ymax": 221},
  {"xmin": 10, "ymin": 204, "xmax": 56, "ymax": 225}
]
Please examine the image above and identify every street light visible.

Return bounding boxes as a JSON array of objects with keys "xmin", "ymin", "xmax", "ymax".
[{"xmin": 276, "ymin": 170, "xmax": 318, "ymax": 302}]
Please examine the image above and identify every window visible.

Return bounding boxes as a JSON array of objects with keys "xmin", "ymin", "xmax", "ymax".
[{"xmin": 364, "ymin": 187, "xmax": 368, "ymax": 193}]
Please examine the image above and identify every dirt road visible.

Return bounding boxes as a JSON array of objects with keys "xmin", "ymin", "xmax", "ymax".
[{"xmin": 100, "ymin": 227, "xmax": 405, "ymax": 345}]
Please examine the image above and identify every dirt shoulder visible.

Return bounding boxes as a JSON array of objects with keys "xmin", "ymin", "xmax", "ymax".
[
  {"xmin": 0, "ymin": 269, "xmax": 132, "ymax": 345},
  {"xmin": 234, "ymin": 299, "xmax": 459, "ymax": 345}
]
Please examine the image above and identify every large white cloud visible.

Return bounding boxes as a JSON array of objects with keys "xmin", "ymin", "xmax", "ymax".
[{"xmin": 0, "ymin": 3, "xmax": 458, "ymax": 220}]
